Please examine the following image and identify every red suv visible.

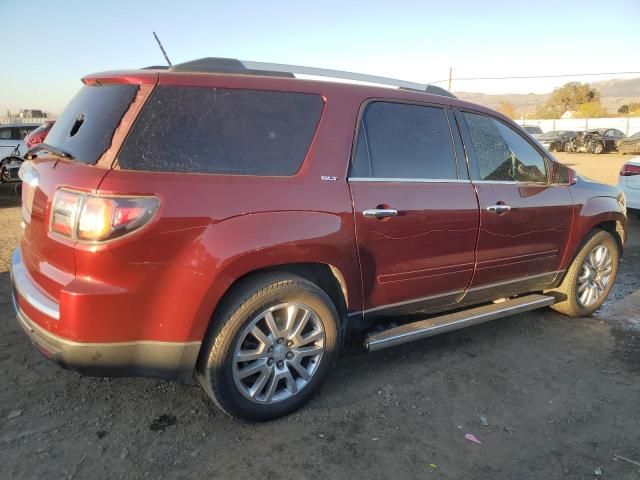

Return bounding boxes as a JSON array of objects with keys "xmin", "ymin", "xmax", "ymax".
[{"xmin": 11, "ymin": 59, "xmax": 627, "ymax": 421}]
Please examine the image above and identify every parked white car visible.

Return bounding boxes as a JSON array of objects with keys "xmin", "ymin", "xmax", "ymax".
[
  {"xmin": 0, "ymin": 123, "xmax": 39, "ymax": 161},
  {"xmin": 619, "ymin": 156, "xmax": 640, "ymax": 214}
]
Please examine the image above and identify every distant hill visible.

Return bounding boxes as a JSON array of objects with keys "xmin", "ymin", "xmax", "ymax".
[{"xmin": 455, "ymin": 77, "xmax": 640, "ymax": 116}]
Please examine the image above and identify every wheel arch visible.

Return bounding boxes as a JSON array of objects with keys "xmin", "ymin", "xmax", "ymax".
[
  {"xmin": 558, "ymin": 198, "xmax": 626, "ymax": 279},
  {"xmin": 193, "ymin": 261, "xmax": 349, "ymax": 370}
]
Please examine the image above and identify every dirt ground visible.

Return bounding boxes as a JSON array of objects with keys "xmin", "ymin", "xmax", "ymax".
[{"xmin": 1, "ymin": 155, "xmax": 639, "ymax": 480}]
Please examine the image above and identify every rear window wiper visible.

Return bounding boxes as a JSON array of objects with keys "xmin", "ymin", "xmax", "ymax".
[{"xmin": 25, "ymin": 143, "xmax": 74, "ymax": 160}]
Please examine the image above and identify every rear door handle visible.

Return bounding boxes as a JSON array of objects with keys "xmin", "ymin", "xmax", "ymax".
[
  {"xmin": 363, "ymin": 208, "xmax": 398, "ymax": 218},
  {"xmin": 486, "ymin": 204, "xmax": 512, "ymax": 214}
]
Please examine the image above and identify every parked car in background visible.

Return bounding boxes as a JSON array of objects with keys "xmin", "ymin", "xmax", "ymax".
[
  {"xmin": 1, "ymin": 123, "xmax": 39, "ymax": 190},
  {"xmin": 24, "ymin": 121, "xmax": 55, "ymax": 150},
  {"xmin": 616, "ymin": 131, "xmax": 640, "ymax": 155},
  {"xmin": 0, "ymin": 123, "xmax": 39, "ymax": 161},
  {"xmin": 619, "ymin": 157, "xmax": 640, "ymax": 214},
  {"xmin": 522, "ymin": 125, "xmax": 544, "ymax": 140},
  {"xmin": 10, "ymin": 58, "xmax": 627, "ymax": 421},
  {"xmin": 566, "ymin": 128, "xmax": 625, "ymax": 154},
  {"xmin": 538, "ymin": 130, "xmax": 576, "ymax": 152}
]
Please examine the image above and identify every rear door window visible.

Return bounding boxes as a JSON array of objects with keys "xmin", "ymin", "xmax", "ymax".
[
  {"xmin": 118, "ymin": 87, "xmax": 324, "ymax": 176},
  {"xmin": 462, "ymin": 112, "xmax": 548, "ymax": 183},
  {"xmin": 350, "ymin": 101, "xmax": 458, "ymax": 180},
  {"xmin": 45, "ymin": 84, "xmax": 138, "ymax": 163}
]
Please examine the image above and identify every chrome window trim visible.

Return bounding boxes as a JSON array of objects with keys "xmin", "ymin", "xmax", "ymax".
[
  {"xmin": 347, "ymin": 177, "xmax": 471, "ymax": 183},
  {"xmin": 471, "ymin": 180, "xmax": 549, "ymax": 186}
]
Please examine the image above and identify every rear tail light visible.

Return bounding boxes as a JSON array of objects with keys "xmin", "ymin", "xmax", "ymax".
[
  {"xmin": 25, "ymin": 136, "xmax": 43, "ymax": 149},
  {"xmin": 620, "ymin": 164, "xmax": 640, "ymax": 176},
  {"xmin": 50, "ymin": 189, "xmax": 159, "ymax": 243}
]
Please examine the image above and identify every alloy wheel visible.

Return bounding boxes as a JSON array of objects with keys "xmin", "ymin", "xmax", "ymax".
[
  {"xmin": 232, "ymin": 303, "xmax": 325, "ymax": 404},
  {"xmin": 577, "ymin": 244, "xmax": 613, "ymax": 307}
]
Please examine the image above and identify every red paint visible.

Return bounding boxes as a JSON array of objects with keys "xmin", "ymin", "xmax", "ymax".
[
  {"xmin": 24, "ymin": 121, "xmax": 54, "ymax": 150},
  {"xmin": 471, "ymin": 184, "xmax": 574, "ymax": 286},
  {"xmin": 17, "ymin": 69, "xmax": 627, "ymax": 358}
]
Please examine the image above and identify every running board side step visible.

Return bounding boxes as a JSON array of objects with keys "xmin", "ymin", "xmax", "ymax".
[{"xmin": 364, "ymin": 294, "xmax": 555, "ymax": 352}]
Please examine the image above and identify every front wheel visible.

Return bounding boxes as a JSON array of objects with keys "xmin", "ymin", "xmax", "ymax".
[
  {"xmin": 592, "ymin": 142, "xmax": 604, "ymax": 154},
  {"xmin": 197, "ymin": 273, "xmax": 340, "ymax": 421},
  {"xmin": 549, "ymin": 230, "xmax": 619, "ymax": 317}
]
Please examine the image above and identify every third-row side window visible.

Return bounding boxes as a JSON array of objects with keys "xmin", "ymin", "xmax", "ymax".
[
  {"xmin": 350, "ymin": 102, "xmax": 458, "ymax": 180},
  {"xmin": 462, "ymin": 112, "xmax": 548, "ymax": 183}
]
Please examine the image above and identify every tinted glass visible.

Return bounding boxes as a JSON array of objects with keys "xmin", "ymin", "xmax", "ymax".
[
  {"xmin": 350, "ymin": 102, "xmax": 457, "ymax": 179},
  {"xmin": 46, "ymin": 84, "xmax": 138, "ymax": 163},
  {"xmin": 119, "ymin": 87, "xmax": 323, "ymax": 176},
  {"xmin": 0, "ymin": 128, "xmax": 11, "ymax": 140},
  {"xmin": 463, "ymin": 112, "xmax": 547, "ymax": 183}
]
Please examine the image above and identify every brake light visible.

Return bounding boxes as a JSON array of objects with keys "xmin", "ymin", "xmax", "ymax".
[
  {"xmin": 26, "ymin": 135, "xmax": 44, "ymax": 149},
  {"xmin": 51, "ymin": 189, "xmax": 159, "ymax": 242},
  {"xmin": 51, "ymin": 190, "xmax": 81, "ymax": 236},
  {"xmin": 620, "ymin": 164, "xmax": 640, "ymax": 176}
]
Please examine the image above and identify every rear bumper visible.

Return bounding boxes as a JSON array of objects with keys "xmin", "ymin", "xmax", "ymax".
[{"xmin": 10, "ymin": 248, "xmax": 200, "ymax": 380}]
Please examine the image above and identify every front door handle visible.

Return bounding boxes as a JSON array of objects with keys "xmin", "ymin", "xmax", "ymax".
[
  {"xmin": 486, "ymin": 204, "xmax": 512, "ymax": 214},
  {"xmin": 363, "ymin": 208, "xmax": 398, "ymax": 218}
]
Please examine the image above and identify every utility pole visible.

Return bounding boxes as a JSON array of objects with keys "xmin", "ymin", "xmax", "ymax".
[{"xmin": 447, "ymin": 67, "xmax": 453, "ymax": 92}]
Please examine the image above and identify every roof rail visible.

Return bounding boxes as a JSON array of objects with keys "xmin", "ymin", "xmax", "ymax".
[{"xmin": 164, "ymin": 57, "xmax": 456, "ymax": 98}]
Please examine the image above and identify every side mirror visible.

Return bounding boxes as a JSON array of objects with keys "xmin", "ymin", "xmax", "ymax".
[{"xmin": 551, "ymin": 161, "xmax": 577, "ymax": 185}]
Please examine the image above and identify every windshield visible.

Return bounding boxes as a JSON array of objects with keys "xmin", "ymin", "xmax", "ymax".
[
  {"xmin": 45, "ymin": 84, "xmax": 138, "ymax": 164},
  {"xmin": 523, "ymin": 126, "xmax": 542, "ymax": 134}
]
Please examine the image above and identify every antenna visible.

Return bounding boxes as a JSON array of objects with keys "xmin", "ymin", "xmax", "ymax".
[{"xmin": 152, "ymin": 31, "xmax": 172, "ymax": 67}]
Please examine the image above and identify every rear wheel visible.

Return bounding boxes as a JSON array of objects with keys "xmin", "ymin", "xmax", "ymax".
[
  {"xmin": 197, "ymin": 273, "xmax": 340, "ymax": 421},
  {"xmin": 549, "ymin": 230, "xmax": 619, "ymax": 317}
]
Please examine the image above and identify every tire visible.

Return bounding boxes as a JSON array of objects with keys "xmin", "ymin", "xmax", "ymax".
[
  {"xmin": 197, "ymin": 273, "xmax": 340, "ymax": 421},
  {"xmin": 549, "ymin": 230, "xmax": 619, "ymax": 317},
  {"xmin": 593, "ymin": 142, "xmax": 604, "ymax": 154}
]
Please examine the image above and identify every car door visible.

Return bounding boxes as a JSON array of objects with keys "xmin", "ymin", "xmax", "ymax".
[
  {"xmin": 348, "ymin": 100, "xmax": 480, "ymax": 318},
  {"xmin": 455, "ymin": 110, "xmax": 574, "ymax": 301}
]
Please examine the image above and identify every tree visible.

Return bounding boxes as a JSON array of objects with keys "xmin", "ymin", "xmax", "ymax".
[
  {"xmin": 533, "ymin": 105, "xmax": 557, "ymax": 119},
  {"xmin": 575, "ymin": 102, "xmax": 608, "ymax": 118},
  {"xmin": 497, "ymin": 101, "xmax": 518, "ymax": 119},
  {"xmin": 546, "ymin": 82, "xmax": 601, "ymax": 113},
  {"xmin": 618, "ymin": 103, "xmax": 640, "ymax": 116}
]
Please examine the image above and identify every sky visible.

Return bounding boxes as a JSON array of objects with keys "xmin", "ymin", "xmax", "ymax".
[{"xmin": 1, "ymin": 0, "xmax": 639, "ymax": 114}]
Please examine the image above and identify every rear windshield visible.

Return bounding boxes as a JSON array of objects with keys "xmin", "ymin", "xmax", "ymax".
[
  {"xmin": 45, "ymin": 84, "xmax": 138, "ymax": 163},
  {"xmin": 118, "ymin": 86, "xmax": 324, "ymax": 176}
]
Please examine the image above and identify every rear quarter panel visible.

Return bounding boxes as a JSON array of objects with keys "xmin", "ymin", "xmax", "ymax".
[{"xmin": 81, "ymin": 80, "xmax": 365, "ymax": 343}]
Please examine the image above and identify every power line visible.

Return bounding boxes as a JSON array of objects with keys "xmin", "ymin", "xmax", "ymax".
[{"xmin": 428, "ymin": 71, "xmax": 640, "ymax": 85}]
